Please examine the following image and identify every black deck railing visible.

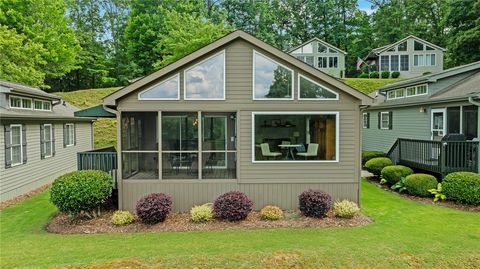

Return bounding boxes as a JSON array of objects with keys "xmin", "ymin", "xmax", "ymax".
[
  {"xmin": 77, "ymin": 147, "xmax": 118, "ymax": 188},
  {"xmin": 388, "ymin": 138, "xmax": 479, "ymax": 177}
]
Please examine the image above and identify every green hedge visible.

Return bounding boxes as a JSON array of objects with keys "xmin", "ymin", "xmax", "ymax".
[
  {"xmin": 381, "ymin": 165, "xmax": 413, "ymax": 185},
  {"xmin": 404, "ymin": 174, "xmax": 438, "ymax": 197},
  {"xmin": 442, "ymin": 172, "xmax": 480, "ymax": 205},
  {"xmin": 365, "ymin": 157, "xmax": 393, "ymax": 176},
  {"xmin": 362, "ymin": 151, "xmax": 386, "ymax": 165}
]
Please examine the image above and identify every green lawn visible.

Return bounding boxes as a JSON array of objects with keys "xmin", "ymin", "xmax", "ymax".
[
  {"xmin": 343, "ymin": 78, "xmax": 401, "ymax": 94},
  {"xmin": 1, "ymin": 180, "xmax": 479, "ymax": 268}
]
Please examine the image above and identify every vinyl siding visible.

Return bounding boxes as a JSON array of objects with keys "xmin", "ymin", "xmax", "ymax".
[{"xmin": 0, "ymin": 121, "xmax": 92, "ymax": 201}]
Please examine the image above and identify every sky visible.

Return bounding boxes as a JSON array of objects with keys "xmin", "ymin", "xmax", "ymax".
[{"xmin": 358, "ymin": 0, "xmax": 375, "ymax": 15}]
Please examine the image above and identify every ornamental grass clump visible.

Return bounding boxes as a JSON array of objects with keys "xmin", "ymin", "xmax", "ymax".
[
  {"xmin": 298, "ymin": 189, "xmax": 332, "ymax": 218},
  {"xmin": 442, "ymin": 172, "xmax": 480, "ymax": 205},
  {"xmin": 260, "ymin": 205, "xmax": 283, "ymax": 220},
  {"xmin": 213, "ymin": 191, "xmax": 253, "ymax": 221},
  {"xmin": 135, "ymin": 193, "xmax": 172, "ymax": 224},
  {"xmin": 190, "ymin": 203, "xmax": 213, "ymax": 223},
  {"xmin": 50, "ymin": 170, "xmax": 113, "ymax": 218},
  {"xmin": 333, "ymin": 200, "xmax": 359, "ymax": 219},
  {"xmin": 111, "ymin": 210, "xmax": 135, "ymax": 225}
]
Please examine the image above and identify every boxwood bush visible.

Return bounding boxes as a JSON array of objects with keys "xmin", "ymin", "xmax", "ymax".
[
  {"xmin": 391, "ymin": 71, "xmax": 400, "ymax": 78},
  {"xmin": 260, "ymin": 205, "xmax": 283, "ymax": 220},
  {"xmin": 136, "ymin": 193, "xmax": 172, "ymax": 224},
  {"xmin": 404, "ymin": 174, "xmax": 438, "ymax": 197},
  {"xmin": 381, "ymin": 165, "xmax": 414, "ymax": 185},
  {"xmin": 213, "ymin": 191, "xmax": 253, "ymax": 221},
  {"xmin": 50, "ymin": 170, "xmax": 113, "ymax": 218},
  {"xmin": 358, "ymin": 73, "xmax": 369, "ymax": 78},
  {"xmin": 442, "ymin": 172, "xmax": 480, "ymax": 205},
  {"xmin": 365, "ymin": 157, "xmax": 393, "ymax": 176},
  {"xmin": 370, "ymin": 71, "xmax": 379, "ymax": 78},
  {"xmin": 381, "ymin": 71, "xmax": 390, "ymax": 78},
  {"xmin": 362, "ymin": 151, "xmax": 386, "ymax": 165},
  {"xmin": 299, "ymin": 189, "xmax": 332, "ymax": 218}
]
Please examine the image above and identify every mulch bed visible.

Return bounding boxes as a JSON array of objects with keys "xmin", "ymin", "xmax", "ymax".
[
  {"xmin": 46, "ymin": 210, "xmax": 372, "ymax": 234},
  {"xmin": 0, "ymin": 184, "xmax": 51, "ymax": 210},
  {"xmin": 366, "ymin": 177, "xmax": 480, "ymax": 212}
]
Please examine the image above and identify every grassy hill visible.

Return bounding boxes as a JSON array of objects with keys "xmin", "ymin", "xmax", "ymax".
[
  {"xmin": 343, "ymin": 78, "xmax": 401, "ymax": 95},
  {"xmin": 54, "ymin": 88, "xmax": 119, "ymax": 149}
]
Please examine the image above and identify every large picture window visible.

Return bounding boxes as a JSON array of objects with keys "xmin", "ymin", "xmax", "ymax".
[
  {"xmin": 138, "ymin": 74, "xmax": 179, "ymax": 100},
  {"xmin": 252, "ymin": 112, "xmax": 338, "ymax": 162},
  {"xmin": 298, "ymin": 75, "xmax": 338, "ymax": 100},
  {"xmin": 185, "ymin": 51, "xmax": 225, "ymax": 100},
  {"xmin": 253, "ymin": 51, "xmax": 293, "ymax": 100}
]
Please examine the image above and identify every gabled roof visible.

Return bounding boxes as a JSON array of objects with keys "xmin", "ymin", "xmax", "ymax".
[
  {"xmin": 287, "ymin": 37, "xmax": 347, "ymax": 55},
  {"xmin": 367, "ymin": 35, "xmax": 446, "ymax": 59},
  {"xmin": 0, "ymin": 80, "xmax": 60, "ymax": 100}
]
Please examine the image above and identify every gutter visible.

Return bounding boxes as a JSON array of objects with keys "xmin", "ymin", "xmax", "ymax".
[{"xmin": 468, "ymin": 96, "xmax": 480, "ymax": 107}]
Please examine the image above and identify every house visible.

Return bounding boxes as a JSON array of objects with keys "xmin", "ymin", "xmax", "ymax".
[
  {"xmin": 99, "ymin": 30, "xmax": 372, "ymax": 212},
  {"xmin": 0, "ymin": 80, "xmax": 94, "ymax": 201},
  {"xmin": 288, "ymin": 38, "xmax": 347, "ymax": 78},
  {"xmin": 364, "ymin": 35, "xmax": 445, "ymax": 78},
  {"xmin": 362, "ymin": 61, "xmax": 480, "ymax": 175}
]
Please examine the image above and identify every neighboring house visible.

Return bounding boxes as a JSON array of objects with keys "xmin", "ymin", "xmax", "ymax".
[
  {"xmin": 364, "ymin": 35, "xmax": 445, "ymax": 78},
  {"xmin": 98, "ymin": 30, "xmax": 371, "ymax": 212},
  {"xmin": 0, "ymin": 80, "xmax": 94, "ymax": 201},
  {"xmin": 362, "ymin": 62, "xmax": 480, "ymax": 175},
  {"xmin": 288, "ymin": 37, "xmax": 347, "ymax": 78}
]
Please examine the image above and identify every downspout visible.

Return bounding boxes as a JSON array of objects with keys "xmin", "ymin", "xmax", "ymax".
[{"xmin": 467, "ymin": 97, "xmax": 480, "ymax": 173}]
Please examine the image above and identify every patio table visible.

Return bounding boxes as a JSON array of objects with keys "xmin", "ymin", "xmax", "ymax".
[{"xmin": 278, "ymin": 144, "xmax": 302, "ymax": 160}]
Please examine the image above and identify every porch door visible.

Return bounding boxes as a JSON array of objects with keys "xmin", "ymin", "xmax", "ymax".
[{"xmin": 431, "ymin": 108, "xmax": 446, "ymax": 141}]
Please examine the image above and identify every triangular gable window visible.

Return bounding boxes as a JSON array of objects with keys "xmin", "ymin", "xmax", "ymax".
[
  {"xmin": 185, "ymin": 51, "xmax": 225, "ymax": 100},
  {"xmin": 138, "ymin": 74, "xmax": 180, "ymax": 100},
  {"xmin": 298, "ymin": 75, "xmax": 338, "ymax": 100},
  {"xmin": 426, "ymin": 45, "xmax": 435, "ymax": 50}
]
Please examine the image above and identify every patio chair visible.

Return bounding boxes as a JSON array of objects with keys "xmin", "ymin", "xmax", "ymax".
[
  {"xmin": 260, "ymin": 143, "xmax": 282, "ymax": 160},
  {"xmin": 296, "ymin": 143, "xmax": 319, "ymax": 160}
]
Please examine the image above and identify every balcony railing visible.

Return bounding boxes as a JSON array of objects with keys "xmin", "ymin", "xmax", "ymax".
[{"xmin": 77, "ymin": 147, "xmax": 118, "ymax": 188}]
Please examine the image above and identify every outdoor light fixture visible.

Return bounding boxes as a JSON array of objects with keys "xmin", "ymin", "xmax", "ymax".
[{"xmin": 419, "ymin": 106, "xmax": 426, "ymax": 113}]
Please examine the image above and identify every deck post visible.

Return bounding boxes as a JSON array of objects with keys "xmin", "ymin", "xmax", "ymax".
[{"xmin": 440, "ymin": 142, "xmax": 446, "ymax": 178}]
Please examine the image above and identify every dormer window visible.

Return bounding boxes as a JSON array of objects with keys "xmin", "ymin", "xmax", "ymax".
[
  {"xmin": 34, "ymin": 99, "xmax": 52, "ymax": 111},
  {"xmin": 386, "ymin": 89, "xmax": 405, "ymax": 100},
  {"xmin": 9, "ymin": 96, "xmax": 32, "ymax": 109}
]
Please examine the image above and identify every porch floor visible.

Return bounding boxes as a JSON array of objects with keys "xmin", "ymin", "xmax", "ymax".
[{"xmin": 125, "ymin": 169, "xmax": 236, "ymax": 180}]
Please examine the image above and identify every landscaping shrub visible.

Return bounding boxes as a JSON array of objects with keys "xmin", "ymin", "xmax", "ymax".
[
  {"xmin": 111, "ymin": 210, "xmax": 135, "ymax": 225},
  {"xmin": 135, "ymin": 193, "xmax": 172, "ymax": 224},
  {"xmin": 299, "ymin": 189, "xmax": 332, "ymax": 218},
  {"xmin": 442, "ymin": 172, "xmax": 480, "ymax": 205},
  {"xmin": 404, "ymin": 174, "xmax": 438, "ymax": 197},
  {"xmin": 333, "ymin": 200, "xmax": 359, "ymax": 219},
  {"xmin": 365, "ymin": 157, "xmax": 393, "ymax": 176},
  {"xmin": 358, "ymin": 73, "xmax": 369, "ymax": 78},
  {"xmin": 391, "ymin": 71, "xmax": 400, "ymax": 78},
  {"xmin": 260, "ymin": 205, "xmax": 283, "ymax": 220},
  {"xmin": 370, "ymin": 71, "xmax": 379, "ymax": 78},
  {"xmin": 213, "ymin": 191, "xmax": 253, "ymax": 221},
  {"xmin": 50, "ymin": 170, "xmax": 113, "ymax": 218},
  {"xmin": 381, "ymin": 165, "xmax": 414, "ymax": 185},
  {"xmin": 362, "ymin": 150, "xmax": 386, "ymax": 165},
  {"xmin": 190, "ymin": 203, "xmax": 213, "ymax": 223},
  {"xmin": 381, "ymin": 71, "xmax": 390, "ymax": 78}
]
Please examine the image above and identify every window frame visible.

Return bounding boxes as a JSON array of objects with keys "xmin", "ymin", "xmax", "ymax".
[
  {"xmin": 363, "ymin": 113, "xmax": 369, "ymax": 129},
  {"xmin": 65, "ymin": 123, "xmax": 75, "ymax": 147},
  {"xmin": 42, "ymin": 123, "xmax": 53, "ymax": 158},
  {"xmin": 328, "ymin": 56, "xmax": 338, "ymax": 68},
  {"xmin": 317, "ymin": 56, "xmax": 328, "ymax": 68},
  {"xmin": 297, "ymin": 74, "xmax": 339, "ymax": 101},
  {"xmin": 386, "ymin": 88, "xmax": 406, "ymax": 100},
  {"xmin": 251, "ymin": 111, "xmax": 340, "ymax": 163},
  {"xmin": 10, "ymin": 124, "xmax": 23, "ymax": 166},
  {"xmin": 184, "ymin": 50, "xmax": 226, "ymax": 101},
  {"xmin": 380, "ymin": 112, "xmax": 390, "ymax": 130},
  {"xmin": 400, "ymin": 55, "xmax": 409, "ymax": 71},
  {"xmin": 252, "ymin": 50, "xmax": 294, "ymax": 101},
  {"xmin": 138, "ymin": 73, "xmax": 180, "ymax": 100},
  {"xmin": 405, "ymin": 84, "xmax": 428, "ymax": 97},
  {"xmin": 34, "ymin": 99, "xmax": 52, "ymax": 111},
  {"xmin": 9, "ymin": 96, "xmax": 33, "ymax": 110}
]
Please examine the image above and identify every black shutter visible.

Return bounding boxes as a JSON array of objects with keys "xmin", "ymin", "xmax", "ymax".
[
  {"xmin": 4, "ymin": 125, "xmax": 11, "ymax": 168},
  {"xmin": 63, "ymin": 123, "xmax": 67, "ymax": 148},
  {"xmin": 389, "ymin": 111, "xmax": 393, "ymax": 130},
  {"xmin": 52, "ymin": 124, "xmax": 56, "ymax": 156},
  {"xmin": 377, "ymin": 112, "xmax": 381, "ymax": 129},
  {"xmin": 73, "ymin": 123, "xmax": 76, "ymax": 145},
  {"xmin": 22, "ymin": 124, "xmax": 27, "ymax": 164},
  {"xmin": 40, "ymin": 124, "xmax": 45, "ymax": 159},
  {"xmin": 367, "ymin": 113, "xmax": 370, "ymax": 128}
]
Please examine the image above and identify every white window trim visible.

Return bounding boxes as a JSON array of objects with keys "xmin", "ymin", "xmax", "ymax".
[
  {"xmin": 251, "ymin": 111, "xmax": 340, "ymax": 163},
  {"xmin": 33, "ymin": 99, "xmax": 52, "ymax": 111},
  {"xmin": 138, "ymin": 73, "xmax": 180, "ymax": 100},
  {"xmin": 425, "ymin": 53, "xmax": 436, "ymax": 66},
  {"xmin": 297, "ymin": 74, "xmax": 339, "ymax": 100},
  {"xmin": 9, "ymin": 96, "xmax": 33, "ymax": 110},
  {"xmin": 363, "ymin": 113, "xmax": 369, "ymax": 129},
  {"xmin": 10, "ymin": 124, "xmax": 23, "ymax": 166},
  {"xmin": 328, "ymin": 56, "xmax": 338, "ymax": 68},
  {"xmin": 184, "ymin": 50, "xmax": 226, "ymax": 101},
  {"xmin": 65, "ymin": 123, "xmax": 75, "ymax": 147},
  {"xmin": 43, "ymin": 124, "xmax": 53, "ymax": 158},
  {"xmin": 380, "ymin": 112, "xmax": 390, "ymax": 130},
  {"xmin": 252, "ymin": 50, "xmax": 294, "ymax": 101},
  {"xmin": 404, "ymin": 84, "xmax": 429, "ymax": 97},
  {"xmin": 386, "ymin": 88, "xmax": 405, "ymax": 100}
]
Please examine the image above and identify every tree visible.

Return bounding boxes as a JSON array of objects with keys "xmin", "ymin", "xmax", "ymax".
[{"xmin": 0, "ymin": 26, "xmax": 46, "ymax": 87}]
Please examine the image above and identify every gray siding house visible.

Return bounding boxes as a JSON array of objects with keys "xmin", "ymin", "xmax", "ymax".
[
  {"xmin": 0, "ymin": 80, "xmax": 94, "ymax": 201},
  {"xmin": 364, "ymin": 35, "xmax": 445, "ymax": 78},
  {"xmin": 102, "ymin": 31, "xmax": 372, "ymax": 212},
  {"xmin": 289, "ymin": 38, "xmax": 347, "ymax": 78}
]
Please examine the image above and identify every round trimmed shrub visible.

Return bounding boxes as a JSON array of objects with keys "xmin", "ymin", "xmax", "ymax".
[
  {"xmin": 213, "ymin": 191, "xmax": 253, "ymax": 221},
  {"xmin": 370, "ymin": 71, "xmax": 379, "ymax": 78},
  {"xmin": 381, "ymin": 165, "xmax": 414, "ymax": 185},
  {"xmin": 333, "ymin": 200, "xmax": 359, "ymax": 219},
  {"xmin": 365, "ymin": 157, "xmax": 393, "ymax": 176},
  {"xmin": 381, "ymin": 71, "xmax": 390, "ymax": 78},
  {"xmin": 190, "ymin": 203, "xmax": 213, "ymax": 223},
  {"xmin": 111, "ymin": 210, "xmax": 135, "ymax": 225},
  {"xmin": 442, "ymin": 172, "xmax": 480, "ymax": 205},
  {"xmin": 50, "ymin": 170, "xmax": 113, "ymax": 217},
  {"xmin": 135, "ymin": 193, "xmax": 172, "ymax": 224},
  {"xmin": 404, "ymin": 174, "xmax": 438, "ymax": 197},
  {"xmin": 362, "ymin": 151, "xmax": 386, "ymax": 165},
  {"xmin": 391, "ymin": 71, "xmax": 400, "ymax": 78},
  {"xmin": 260, "ymin": 205, "xmax": 283, "ymax": 220},
  {"xmin": 299, "ymin": 189, "xmax": 332, "ymax": 218}
]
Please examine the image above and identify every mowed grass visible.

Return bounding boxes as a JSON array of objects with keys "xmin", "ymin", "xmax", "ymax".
[
  {"xmin": 343, "ymin": 78, "xmax": 401, "ymax": 94},
  {"xmin": 54, "ymin": 88, "xmax": 119, "ymax": 149},
  {"xmin": 1, "ymin": 180, "xmax": 479, "ymax": 268}
]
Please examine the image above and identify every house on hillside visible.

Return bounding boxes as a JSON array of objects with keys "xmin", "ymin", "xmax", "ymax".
[
  {"xmin": 362, "ymin": 61, "xmax": 480, "ymax": 176},
  {"xmin": 288, "ymin": 38, "xmax": 347, "ymax": 78},
  {"xmin": 364, "ymin": 35, "xmax": 445, "ymax": 78},
  {"xmin": 0, "ymin": 80, "xmax": 95, "ymax": 201},
  {"xmin": 79, "ymin": 30, "xmax": 372, "ymax": 212}
]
